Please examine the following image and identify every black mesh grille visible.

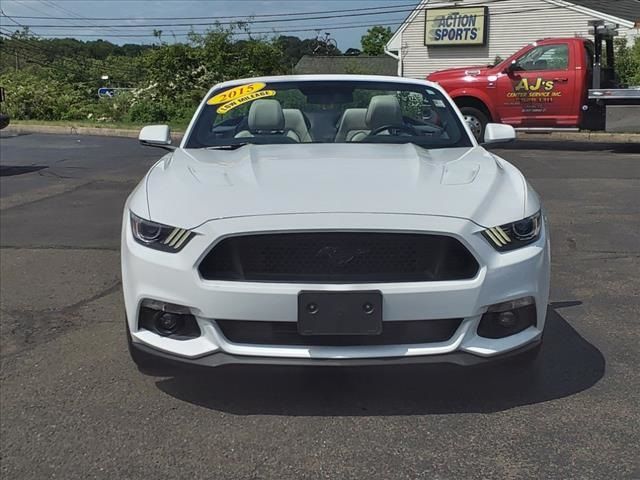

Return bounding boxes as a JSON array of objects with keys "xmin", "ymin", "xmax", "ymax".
[
  {"xmin": 199, "ymin": 232, "xmax": 479, "ymax": 283},
  {"xmin": 216, "ymin": 319, "xmax": 462, "ymax": 346}
]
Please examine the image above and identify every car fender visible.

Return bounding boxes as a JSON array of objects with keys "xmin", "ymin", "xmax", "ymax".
[{"xmin": 448, "ymin": 88, "xmax": 499, "ymax": 123}]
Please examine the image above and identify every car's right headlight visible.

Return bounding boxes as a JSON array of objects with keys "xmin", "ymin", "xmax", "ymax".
[
  {"xmin": 482, "ymin": 211, "xmax": 542, "ymax": 251},
  {"xmin": 130, "ymin": 212, "xmax": 194, "ymax": 252}
]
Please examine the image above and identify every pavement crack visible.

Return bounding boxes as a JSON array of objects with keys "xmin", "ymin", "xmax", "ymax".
[
  {"xmin": 60, "ymin": 281, "xmax": 122, "ymax": 314},
  {"xmin": 0, "ymin": 280, "xmax": 123, "ymax": 359},
  {"xmin": 0, "ymin": 180, "xmax": 93, "ymax": 211}
]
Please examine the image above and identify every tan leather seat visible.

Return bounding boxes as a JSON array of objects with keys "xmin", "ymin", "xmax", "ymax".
[
  {"xmin": 235, "ymin": 99, "xmax": 300, "ymax": 141},
  {"xmin": 334, "ymin": 108, "xmax": 367, "ymax": 142},
  {"xmin": 283, "ymin": 109, "xmax": 312, "ymax": 142},
  {"xmin": 350, "ymin": 95, "xmax": 404, "ymax": 142}
]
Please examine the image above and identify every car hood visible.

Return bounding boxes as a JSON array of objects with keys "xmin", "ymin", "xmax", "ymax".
[
  {"xmin": 144, "ymin": 143, "xmax": 529, "ymax": 229},
  {"xmin": 427, "ymin": 66, "xmax": 492, "ymax": 81}
]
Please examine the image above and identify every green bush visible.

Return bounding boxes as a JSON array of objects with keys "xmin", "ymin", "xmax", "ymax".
[
  {"xmin": 0, "ymin": 71, "xmax": 88, "ymax": 120},
  {"xmin": 615, "ymin": 37, "xmax": 640, "ymax": 87}
]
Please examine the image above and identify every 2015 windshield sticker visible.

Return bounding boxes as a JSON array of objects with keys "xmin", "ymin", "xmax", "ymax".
[
  {"xmin": 207, "ymin": 82, "xmax": 266, "ymax": 105},
  {"xmin": 216, "ymin": 90, "xmax": 277, "ymax": 114}
]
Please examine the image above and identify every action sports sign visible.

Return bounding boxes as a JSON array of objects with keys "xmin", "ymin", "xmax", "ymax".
[{"xmin": 425, "ymin": 6, "xmax": 488, "ymax": 46}]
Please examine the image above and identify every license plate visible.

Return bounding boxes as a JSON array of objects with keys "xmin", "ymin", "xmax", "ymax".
[{"xmin": 297, "ymin": 290, "xmax": 382, "ymax": 336}]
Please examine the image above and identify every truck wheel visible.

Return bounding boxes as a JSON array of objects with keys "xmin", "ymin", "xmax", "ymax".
[{"xmin": 459, "ymin": 107, "xmax": 488, "ymax": 141}]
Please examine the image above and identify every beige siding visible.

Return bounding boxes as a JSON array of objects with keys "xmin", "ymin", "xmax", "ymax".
[{"xmin": 399, "ymin": 0, "xmax": 636, "ymax": 78}]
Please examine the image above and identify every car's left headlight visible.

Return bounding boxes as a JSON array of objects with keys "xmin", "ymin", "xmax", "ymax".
[
  {"xmin": 482, "ymin": 211, "xmax": 542, "ymax": 251},
  {"xmin": 130, "ymin": 212, "xmax": 194, "ymax": 252}
]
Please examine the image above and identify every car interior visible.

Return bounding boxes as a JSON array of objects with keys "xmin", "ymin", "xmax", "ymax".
[
  {"xmin": 234, "ymin": 95, "xmax": 413, "ymax": 143},
  {"xmin": 186, "ymin": 84, "xmax": 471, "ymax": 148}
]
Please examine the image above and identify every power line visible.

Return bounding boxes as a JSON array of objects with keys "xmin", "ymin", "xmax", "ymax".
[
  {"xmin": 13, "ymin": 19, "xmax": 407, "ymax": 39},
  {"xmin": 0, "ymin": 3, "xmax": 567, "ymax": 39},
  {"xmin": 0, "ymin": 7, "xmax": 431, "ymax": 28},
  {"xmin": 0, "ymin": 0, "xmax": 559, "ymax": 30},
  {"xmin": 5, "ymin": 3, "xmax": 420, "ymax": 21},
  {"xmin": 39, "ymin": 0, "xmax": 132, "ymax": 36}
]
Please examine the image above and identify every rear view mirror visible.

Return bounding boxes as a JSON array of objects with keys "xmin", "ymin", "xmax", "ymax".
[
  {"xmin": 139, "ymin": 125, "xmax": 174, "ymax": 150},
  {"xmin": 483, "ymin": 123, "xmax": 516, "ymax": 144}
]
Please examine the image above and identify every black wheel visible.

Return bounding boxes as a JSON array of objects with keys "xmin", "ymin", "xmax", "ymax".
[{"xmin": 459, "ymin": 106, "xmax": 488, "ymax": 141}]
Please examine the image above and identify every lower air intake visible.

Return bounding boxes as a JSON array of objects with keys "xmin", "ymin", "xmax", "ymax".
[{"xmin": 216, "ymin": 319, "xmax": 463, "ymax": 346}]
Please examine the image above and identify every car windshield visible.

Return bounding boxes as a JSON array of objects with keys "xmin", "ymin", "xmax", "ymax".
[{"xmin": 185, "ymin": 79, "xmax": 473, "ymax": 149}]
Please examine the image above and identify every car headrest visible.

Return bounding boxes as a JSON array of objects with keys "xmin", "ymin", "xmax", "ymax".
[
  {"xmin": 335, "ymin": 108, "xmax": 367, "ymax": 142},
  {"xmin": 248, "ymin": 99, "xmax": 285, "ymax": 132},
  {"xmin": 533, "ymin": 59, "xmax": 548, "ymax": 69},
  {"xmin": 283, "ymin": 109, "xmax": 312, "ymax": 142},
  {"xmin": 365, "ymin": 95, "xmax": 403, "ymax": 130}
]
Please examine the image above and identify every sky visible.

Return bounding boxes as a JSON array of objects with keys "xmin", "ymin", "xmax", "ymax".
[{"xmin": 0, "ymin": 0, "xmax": 419, "ymax": 49}]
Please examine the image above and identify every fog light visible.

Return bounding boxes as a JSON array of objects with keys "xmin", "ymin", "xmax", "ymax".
[
  {"xmin": 156, "ymin": 312, "xmax": 183, "ymax": 335},
  {"xmin": 477, "ymin": 297, "xmax": 537, "ymax": 339},
  {"xmin": 497, "ymin": 311, "xmax": 517, "ymax": 327},
  {"xmin": 137, "ymin": 301, "xmax": 201, "ymax": 339}
]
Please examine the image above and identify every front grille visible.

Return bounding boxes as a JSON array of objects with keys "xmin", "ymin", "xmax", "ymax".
[
  {"xmin": 198, "ymin": 232, "xmax": 479, "ymax": 283},
  {"xmin": 215, "ymin": 319, "xmax": 462, "ymax": 346}
]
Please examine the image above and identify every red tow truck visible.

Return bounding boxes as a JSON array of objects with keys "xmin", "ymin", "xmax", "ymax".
[{"xmin": 427, "ymin": 21, "xmax": 640, "ymax": 139}]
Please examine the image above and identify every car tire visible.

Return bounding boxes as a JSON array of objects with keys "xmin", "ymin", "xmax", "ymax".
[{"xmin": 459, "ymin": 106, "xmax": 488, "ymax": 141}]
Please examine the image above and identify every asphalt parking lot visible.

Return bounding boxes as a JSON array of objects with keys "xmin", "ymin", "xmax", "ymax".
[{"xmin": 1, "ymin": 133, "xmax": 639, "ymax": 479}]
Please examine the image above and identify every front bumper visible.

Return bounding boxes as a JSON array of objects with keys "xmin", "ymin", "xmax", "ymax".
[
  {"xmin": 122, "ymin": 212, "xmax": 550, "ymax": 366},
  {"xmin": 131, "ymin": 336, "xmax": 542, "ymax": 369}
]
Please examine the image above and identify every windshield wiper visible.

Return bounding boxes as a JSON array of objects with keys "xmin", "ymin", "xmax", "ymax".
[{"xmin": 205, "ymin": 142, "xmax": 249, "ymax": 150}]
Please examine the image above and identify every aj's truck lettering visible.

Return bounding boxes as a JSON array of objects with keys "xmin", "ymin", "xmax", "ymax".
[
  {"xmin": 514, "ymin": 78, "xmax": 555, "ymax": 92},
  {"xmin": 507, "ymin": 78, "xmax": 563, "ymax": 106}
]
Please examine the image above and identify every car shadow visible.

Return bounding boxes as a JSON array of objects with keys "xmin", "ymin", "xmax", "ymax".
[{"xmin": 155, "ymin": 307, "xmax": 604, "ymax": 415}]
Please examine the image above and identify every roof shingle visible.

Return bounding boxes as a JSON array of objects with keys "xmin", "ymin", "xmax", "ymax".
[
  {"xmin": 569, "ymin": 0, "xmax": 640, "ymax": 24},
  {"xmin": 293, "ymin": 56, "xmax": 397, "ymax": 76}
]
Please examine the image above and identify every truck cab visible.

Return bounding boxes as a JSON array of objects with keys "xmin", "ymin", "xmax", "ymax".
[{"xmin": 428, "ymin": 38, "xmax": 590, "ymax": 138}]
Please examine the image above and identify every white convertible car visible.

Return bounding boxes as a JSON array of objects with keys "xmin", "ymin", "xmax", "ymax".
[{"xmin": 122, "ymin": 75, "xmax": 550, "ymax": 372}]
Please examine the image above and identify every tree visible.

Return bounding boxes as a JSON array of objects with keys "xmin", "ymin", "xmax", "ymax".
[{"xmin": 360, "ymin": 26, "xmax": 392, "ymax": 56}]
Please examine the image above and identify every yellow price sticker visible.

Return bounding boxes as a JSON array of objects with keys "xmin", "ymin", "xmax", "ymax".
[
  {"xmin": 216, "ymin": 90, "xmax": 277, "ymax": 114},
  {"xmin": 207, "ymin": 82, "xmax": 266, "ymax": 105}
]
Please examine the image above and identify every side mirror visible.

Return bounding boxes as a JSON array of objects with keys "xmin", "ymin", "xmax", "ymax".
[
  {"xmin": 139, "ymin": 125, "xmax": 175, "ymax": 150},
  {"xmin": 483, "ymin": 123, "xmax": 516, "ymax": 144},
  {"xmin": 503, "ymin": 60, "xmax": 517, "ymax": 74}
]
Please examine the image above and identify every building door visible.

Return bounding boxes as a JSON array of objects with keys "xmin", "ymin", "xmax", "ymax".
[{"xmin": 495, "ymin": 42, "xmax": 577, "ymax": 127}]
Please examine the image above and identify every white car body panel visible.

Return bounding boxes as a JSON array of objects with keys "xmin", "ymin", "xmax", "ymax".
[
  {"xmin": 122, "ymin": 75, "xmax": 550, "ymax": 368},
  {"xmin": 145, "ymin": 144, "xmax": 530, "ymax": 229}
]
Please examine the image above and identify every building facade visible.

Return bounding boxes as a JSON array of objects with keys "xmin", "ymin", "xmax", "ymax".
[{"xmin": 385, "ymin": 0, "xmax": 640, "ymax": 78}]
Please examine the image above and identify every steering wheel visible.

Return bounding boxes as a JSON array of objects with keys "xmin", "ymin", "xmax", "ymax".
[{"xmin": 369, "ymin": 124, "xmax": 418, "ymax": 136}]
